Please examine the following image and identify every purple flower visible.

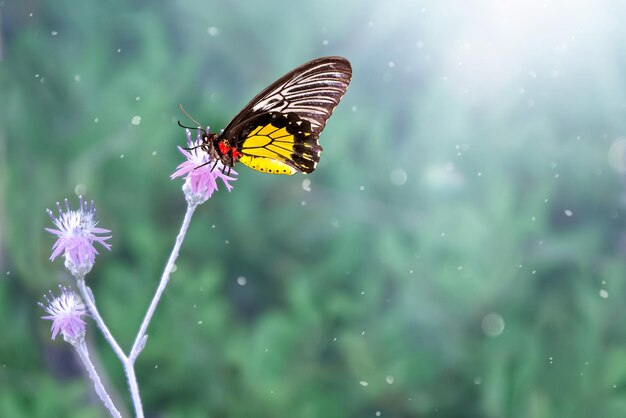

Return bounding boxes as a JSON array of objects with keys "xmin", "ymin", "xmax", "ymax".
[
  {"xmin": 171, "ymin": 128, "xmax": 237, "ymax": 205},
  {"xmin": 46, "ymin": 196, "xmax": 111, "ymax": 278},
  {"xmin": 40, "ymin": 285, "xmax": 88, "ymax": 344}
]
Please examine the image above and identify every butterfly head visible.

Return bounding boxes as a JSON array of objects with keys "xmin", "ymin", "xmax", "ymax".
[{"xmin": 200, "ymin": 131, "xmax": 241, "ymax": 168}]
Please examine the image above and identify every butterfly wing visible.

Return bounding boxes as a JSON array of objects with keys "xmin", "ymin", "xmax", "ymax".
[
  {"xmin": 233, "ymin": 111, "xmax": 321, "ymax": 174},
  {"xmin": 219, "ymin": 56, "xmax": 352, "ymax": 175}
]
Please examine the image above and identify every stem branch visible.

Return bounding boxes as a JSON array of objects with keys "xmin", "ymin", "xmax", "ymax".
[
  {"xmin": 76, "ymin": 279, "xmax": 127, "ymax": 363},
  {"xmin": 74, "ymin": 341, "xmax": 122, "ymax": 418},
  {"xmin": 129, "ymin": 203, "xmax": 197, "ymax": 362}
]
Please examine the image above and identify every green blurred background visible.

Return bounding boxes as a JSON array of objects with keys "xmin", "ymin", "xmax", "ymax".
[{"xmin": 2, "ymin": 0, "xmax": 626, "ymax": 417}]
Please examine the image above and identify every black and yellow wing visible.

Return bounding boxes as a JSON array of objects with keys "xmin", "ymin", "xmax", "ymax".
[{"xmin": 219, "ymin": 56, "xmax": 352, "ymax": 175}]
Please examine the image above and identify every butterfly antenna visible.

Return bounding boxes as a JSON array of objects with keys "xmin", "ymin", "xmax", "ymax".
[
  {"xmin": 179, "ymin": 104, "xmax": 204, "ymax": 128},
  {"xmin": 178, "ymin": 120, "xmax": 206, "ymax": 133}
]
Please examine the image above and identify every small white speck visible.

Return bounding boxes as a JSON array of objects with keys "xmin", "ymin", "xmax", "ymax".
[
  {"xmin": 302, "ymin": 178, "xmax": 312, "ymax": 192},
  {"xmin": 51, "ymin": 30, "xmax": 58, "ymax": 36},
  {"xmin": 599, "ymin": 289, "xmax": 609, "ymax": 299},
  {"xmin": 74, "ymin": 183, "xmax": 86, "ymax": 196},
  {"xmin": 359, "ymin": 185, "xmax": 365, "ymax": 191},
  {"xmin": 171, "ymin": 264, "xmax": 177, "ymax": 273},
  {"xmin": 564, "ymin": 209, "xmax": 573, "ymax": 217},
  {"xmin": 457, "ymin": 265, "xmax": 463, "ymax": 271},
  {"xmin": 197, "ymin": 320, "xmax": 203, "ymax": 325},
  {"xmin": 136, "ymin": 96, "xmax": 140, "ymax": 101},
  {"xmin": 225, "ymin": 240, "xmax": 230, "ymax": 244},
  {"xmin": 474, "ymin": 377, "xmax": 482, "ymax": 385},
  {"xmin": 120, "ymin": 154, "xmax": 125, "ymax": 158},
  {"xmin": 301, "ymin": 200, "xmax": 307, "ymax": 206},
  {"xmin": 74, "ymin": 74, "xmax": 81, "ymax": 82},
  {"xmin": 376, "ymin": 412, "xmax": 381, "ymax": 417},
  {"xmin": 323, "ymin": 40, "xmax": 329, "ymax": 45},
  {"xmin": 359, "ymin": 381, "xmax": 369, "ymax": 387},
  {"xmin": 35, "ymin": 74, "xmax": 39, "ymax": 78},
  {"xmin": 390, "ymin": 168, "xmax": 407, "ymax": 186},
  {"xmin": 385, "ymin": 376, "xmax": 394, "ymax": 384},
  {"xmin": 361, "ymin": 331, "xmax": 366, "ymax": 336},
  {"xmin": 388, "ymin": 61, "xmax": 395, "ymax": 68},
  {"xmin": 532, "ymin": 216, "xmax": 536, "ymax": 221},
  {"xmin": 481, "ymin": 312, "xmax": 505, "ymax": 337},
  {"xmin": 117, "ymin": 48, "xmax": 122, "ymax": 53},
  {"xmin": 131, "ymin": 116, "xmax": 142, "ymax": 125},
  {"xmin": 352, "ymin": 106, "xmax": 358, "ymax": 112},
  {"xmin": 237, "ymin": 276, "xmax": 247, "ymax": 286},
  {"xmin": 151, "ymin": 150, "xmax": 157, "ymax": 156},
  {"xmin": 155, "ymin": 365, "xmax": 159, "ymax": 369},
  {"xmin": 207, "ymin": 26, "xmax": 219, "ymax": 36},
  {"xmin": 29, "ymin": 13, "xmax": 33, "ymax": 17},
  {"xmin": 441, "ymin": 232, "xmax": 446, "ymax": 237}
]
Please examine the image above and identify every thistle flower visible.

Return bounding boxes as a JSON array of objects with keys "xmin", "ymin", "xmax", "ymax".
[
  {"xmin": 45, "ymin": 196, "xmax": 111, "ymax": 278},
  {"xmin": 171, "ymin": 128, "xmax": 237, "ymax": 205},
  {"xmin": 40, "ymin": 285, "xmax": 88, "ymax": 344}
]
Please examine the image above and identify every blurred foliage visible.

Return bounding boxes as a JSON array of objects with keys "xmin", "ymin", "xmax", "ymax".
[{"xmin": 3, "ymin": 0, "xmax": 626, "ymax": 417}]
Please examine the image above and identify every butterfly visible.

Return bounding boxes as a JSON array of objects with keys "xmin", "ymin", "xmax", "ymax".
[{"xmin": 180, "ymin": 56, "xmax": 352, "ymax": 175}]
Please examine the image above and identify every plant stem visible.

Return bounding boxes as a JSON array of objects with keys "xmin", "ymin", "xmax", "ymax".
[
  {"xmin": 76, "ymin": 279, "xmax": 128, "ymax": 363},
  {"xmin": 74, "ymin": 341, "xmax": 122, "ymax": 418},
  {"xmin": 129, "ymin": 203, "xmax": 197, "ymax": 362},
  {"xmin": 124, "ymin": 361, "xmax": 143, "ymax": 418},
  {"xmin": 75, "ymin": 202, "xmax": 197, "ymax": 417}
]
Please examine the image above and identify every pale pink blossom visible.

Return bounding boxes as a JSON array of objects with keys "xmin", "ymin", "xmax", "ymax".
[
  {"xmin": 40, "ymin": 285, "xmax": 88, "ymax": 344},
  {"xmin": 171, "ymin": 128, "xmax": 237, "ymax": 204},
  {"xmin": 46, "ymin": 196, "xmax": 111, "ymax": 277}
]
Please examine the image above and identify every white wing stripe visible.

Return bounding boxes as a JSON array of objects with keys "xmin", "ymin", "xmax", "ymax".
[{"xmin": 246, "ymin": 58, "xmax": 351, "ymax": 134}]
